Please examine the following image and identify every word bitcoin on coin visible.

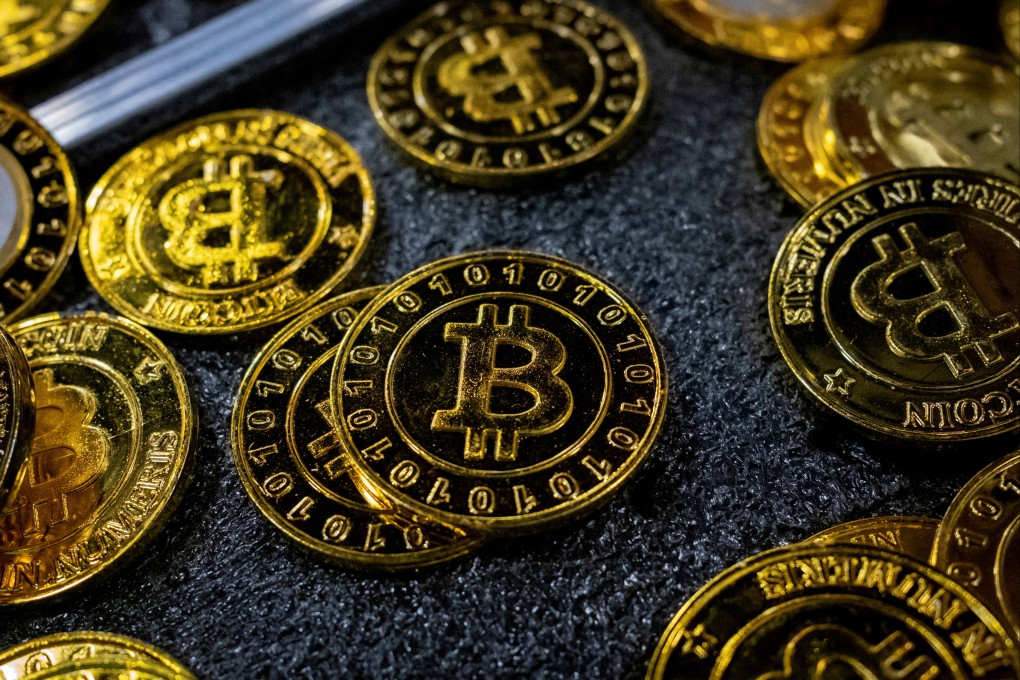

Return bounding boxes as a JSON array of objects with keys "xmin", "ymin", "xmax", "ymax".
[
  {"xmin": 331, "ymin": 251, "xmax": 666, "ymax": 534},
  {"xmin": 0, "ymin": 0, "xmax": 112, "ymax": 78},
  {"xmin": 79, "ymin": 110, "xmax": 375, "ymax": 334},
  {"xmin": 0, "ymin": 324, "xmax": 31, "ymax": 508},
  {"xmin": 368, "ymin": 0, "xmax": 648, "ymax": 185},
  {"xmin": 808, "ymin": 515, "xmax": 939, "ymax": 562}
]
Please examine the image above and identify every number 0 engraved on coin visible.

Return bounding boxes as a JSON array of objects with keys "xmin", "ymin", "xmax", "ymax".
[{"xmin": 331, "ymin": 252, "xmax": 667, "ymax": 534}]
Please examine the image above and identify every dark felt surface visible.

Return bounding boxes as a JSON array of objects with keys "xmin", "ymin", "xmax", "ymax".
[{"xmin": 1, "ymin": 1, "xmax": 1016, "ymax": 678}]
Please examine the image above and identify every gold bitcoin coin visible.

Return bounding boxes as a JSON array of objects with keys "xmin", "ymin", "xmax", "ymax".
[
  {"xmin": 367, "ymin": 0, "xmax": 648, "ymax": 186},
  {"xmin": 80, "ymin": 110, "xmax": 375, "ymax": 334},
  {"xmin": 646, "ymin": 543, "xmax": 1019, "ymax": 679},
  {"xmin": 932, "ymin": 451, "xmax": 1020, "ymax": 642},
  {"xmin": 330, "ymin": 251, "xmax": 667, "ymax": 534},
  {"xmin": 0, "ymin": 322, "xmax": 32, "ymax": 507},
  {"xmin": 19, "ymin": 657, "xmax": 188, "ymax": 680},
  {"xmin": 757, "ymin": 56, "xmax": 854, "ymax": 206},
  {"xmin": 651, "ymin": 0, "xmax": 886, "ymax": 62},
  {"xmin": 0, "ymin": 313, "xmax": 195, "ymax": 604},
  {"xmin": 232, "ymin": 286, "xmax": 482, "ymax": 569},
  {"xmin": 0, "ymin": 631, "xmax": 194, "ymax": 679},
  {"xmin": 0, "ymin": 98, "xmax": 81, "ymax": 322},
  {"xmin": 808, "ymin": 516, "xmax": 939, "ymax": 562},
  {"xmin": 1003, "ymin": 0, "xmax": 1020, "ymax": 62},
  {"xmin": 825, "ymin": 42, "xmax": 1020, "ymax": 184},
  {"xmin": 0, "ymin": 0, "xmax": 111, "ymax": 78},
  {"xmin": 770, "ymin": 168, "xmax": 1020, "ymax": 443}
]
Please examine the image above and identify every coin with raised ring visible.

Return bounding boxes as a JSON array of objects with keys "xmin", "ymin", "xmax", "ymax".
[
  {"xmin": 646, "ymin": 543, "xmax": 1019, "ymax": 679},
  {"xmin": 0, "ymin": 313, "xmax": 195, "ymax": 604},
  {"xmin": 0, "ymin": 322, "xmax": 32, "ymax": 507},
  {"xmin": 808, "ymin": 515, "xmax": 939, "ymax": 563},
  {"xmin": 770, "ymin": 168, "xmax": 1020, "ymax": 443},
  {"xmin": 0, "ymin": 1, "xmax": 111, "ymax": 78},
  {"xmin": 932, "ymin": 451, "xmax": 1020, "ymax": 642},
  {"xmin": 20, "ymin": 657, "xmax": 188, "ymax": 680},
  {"xmin": 232, "ymin": 286, "xmax": 482, "ymax": 569},
  {"xmin": 0, "ymin": 632, "xmax": 194, "ymax": 680},
  {"xmin": 80, "ymin": 110, "xmax": 375, "ymax": 334},
  {"xmin": 368, "ymin": 0, "xmax": 648, "ymax": 186},
  {"xmin": 331, "ymin": 251, "xmax": 667, "ymax": 534}
]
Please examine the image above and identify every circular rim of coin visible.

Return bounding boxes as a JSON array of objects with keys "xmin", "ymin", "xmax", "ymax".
[
  {"xmin": 931, "ymin": 450, "xmax": 1020, "ymax": 641},
  {"xmin": 1004, "ymin": 0, "xmax": 1020, "ymax": 62},
  {"xmin": 757, "ymin": 56, "xmax": 853, "ymax": 206},
  {"xmin": 0, "ymin": 97, "xmax": 82, "ymax": 323},
  {"xmin": 825, "ymin": 41, "xmax": 1020, "ymax": 182},
  {"xmin": 0, "ymin": 322, "xmax": 34, "ymax": 506},
  {"xmin": 0, "ymin": 0, "xmax": 113, "ymax": 78},
  {"xmin": 1, "ymin": 312, "xmax": 195, "ymax": 605},
  {"xmin": 0, "ymin": 631, "xmax": 194, "ymax": 679},
  {"xmin": 769, "ymin": 167, "xmax": 1020, "ymax": 443},
  {"xmin": 651, "ymin": 0, "xmax": 887, "ymax": 63},
  {"xmin": 20, "ymin": 656, "xmax": 187, "ymax": 680},
  {"xmin": 807, "ymin": 515, "xmax": 939, "ymax": 562},
  {"xmin": 79, "ymin": 108, "xmax": 376, "ymax": 334},
  {"xmin": 646, "ymin": 542, "xmax": 1019, "ymax": 679},
  {"xmin": 366, "ymin": 0, "xmax": 649, "ymax": 186},
  {"xmin": 232, "ymin": 286, "xmax": 483, "ymax": 570},
  {"xmin": 331, "ymin": 250, "xmax": 667, "ymax": 534}
]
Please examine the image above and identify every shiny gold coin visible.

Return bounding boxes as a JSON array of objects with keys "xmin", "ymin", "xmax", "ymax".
[
  {"xmin": 20, "ymin": 656, "xmax": 188, "ymax": 680},
  {"xmin": 932, "ymin": 451, "xmax": 1020, "ymax": 642},
  {"xmin": 331, "ymin": 251, "xmax": 667, "ymax": 534},
  {"xmin": 367, "ymin": 0, "xmax": 648, "ymax": 186},
  {"xmin": 1003, "ymin": 0, "xmax": 1020, "ymax": 62},
  {"xmin": 0, "ymin": 0, "xmax": 111, "ymax": 78},
  {"xmin": 0, "ymin": 98, "xmax": 81, "ymax": 322},
  {"xmin": 0, "ymin": 312, "xmax": 195, "ymax": 604},
  {"xmin": 80, "ymin": 110, "xmax": 375, "ymax": 334},
  {"xmin": 826, "ymin": 41, "xmax": 1020, "ymax": 184},
  {"xmin": 757, "ymin": 56, "xmax": 853, "ymax": 206},
  {"xmin": 647, "ymin": 543, "xmax": 1019, "ymax": 679},
  {"xmin": 0, "ymin": 631, "xmax": 194, "ymax": 679},
  {"xmin": 770, "ymin": 168, "xmax": 1020, "ymax": 443},
  {"xmin": 232, "ymin": 286, "xmax": 482, "ymax": 569},
  {"xmin": 808, "ymin": 515, "xmax": 939, "ymax": 562},
  {"xmin": 0, "ymin": 323, "xmax": 32, "ymax": 507},
  {"xmin": 651, "ymin": 0, "xmax": 886, "ymax": 62}
]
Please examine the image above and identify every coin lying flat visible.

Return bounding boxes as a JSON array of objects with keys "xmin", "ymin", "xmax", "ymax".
[
  {"xmin": 80, "ymin": 110, "xmax": 375, "ymax": 334},
  {"xmin": 770, "ymin": 168, "xmax": 1020, "ymax": 443},
  {"xmin": 331, "ymin": 251, "xmax": 667, "ymax": 534},
  {"xmin": 646, "ymin": 543, "xmax": 1019, "ymax": 679},
  {"xmin": 0, "ymin": 323, "xmax": 32, "ymax": 507},
  {"xmin": 0, "ymin": 0, "xmax": 111, "ymax": 78},
  {"xmin": 0, "ymin": 313, "xmax": 195, "ymax": 604},
  {"xmin": 651, "ymin": 0, "xmax": 886, "ymax": 62},
  {"xmin": 1002, "ymin": 0, "xmax": 1019, "ymax": 62},
  {"xmin": 826, "ymin": 42, "xmax": 1020, "ymax": 185},
  {"xmin": 368, "ymin": 0, "xmax": 648, "ymax": 186},
  {"xmin": 19, "ymin": 657, "xmax": 188, "ymax": 680},
  {"xmin": 757, "ymin": 56, "xmax": 853, "ymax": 206},
  {"xmin": 0, "ymin": 98, "xmax": 80, "ymax": 322},
  {"xmin": 932, "ymin": 451, "xmax": 1020, "ymax": 642},
  {"xmin": 0, "ymin": 632, "xmax": 194, "ymax": 680},
  {"xmin": 232, "ymin": 287, "xmax": 481, "ymax": 569},
  {"xmin": 808, "ymin": 516, "xmax": 939, "ymax": 562}
]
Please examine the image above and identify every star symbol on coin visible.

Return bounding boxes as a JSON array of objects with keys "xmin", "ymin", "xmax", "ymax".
[{"xmin": 823, "ymin": 368, "xmax": 855, "ymax": 397}]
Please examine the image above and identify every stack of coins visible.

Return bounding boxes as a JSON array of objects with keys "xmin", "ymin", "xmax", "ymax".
[
  {"xmin": 0, "ymin": 632, "xmax": 196, "ymax": 680},
  {"xmin": 646, "ymin": 450, "xmax": 1020, "ymax": 676}
]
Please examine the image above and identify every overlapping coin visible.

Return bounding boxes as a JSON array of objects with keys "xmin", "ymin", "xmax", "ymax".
[
  {"xmin": 0, "ymin": 632, "xmax": 194, "ymax": 680},
  {"xmin": 0, "ymin": 322, "xmax": 32, "ymax": 507},
  {"xmin": 809, "ymin": 515, "xmax": 938, "ymax": 562},
  {"xmin": 0, "ymin": 0, "xmax": 112, "ymax": 78}
]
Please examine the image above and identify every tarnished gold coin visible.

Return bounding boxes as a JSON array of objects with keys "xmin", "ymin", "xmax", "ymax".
[
  {"xmin": 808, "ymin": 516, "xmax": 939, "ymax": 562},
  {"xmin": 80, "ymin": 110, "xmax": 375, "ymax": 334},
  {"xmin": 932, "ymin": 451, "xmax": 1020, "ymax": 642},
  {"xmin": 647, "ymin": 543, "xmax": 1019, "ymax": 679},
  {"xmin": 757, "ymin": 56, "xmax": 853, "ymax": 206},
  {"xmin": 232, "ymin": 286, "xmax": 482, "ymax": 569},
  {"xmin": 0, "ymin": 98, "xmax": 80, "ymax": 322},
  {"xmin": 331, "ymin": 251, "xmax": 667, "ymax": 534},
  {"xmin": 651, "ymin": 0, "xmax": 885, "ymax": 62},
  {"xmin": 770, "ymin": 168, "xmax": 1020, "ymax": 443},
  {"xmin": 20, "ymin": 657, "xmax": 188, "ymax": 680},
  {"xmin": 0, "ymin": 1, "xmax": 111, "ymax": 78},
  {"xmin": 367, "ymin": 0, "xmax": 648, "ymax": 186},
  {"xmin": 0, "ymin": 313, "xmax": 195, "ymax": 604},
  {"xmin": 0, "ymin": 323, "xmax": 32, "ymax": 507},
  {"xmin": 1003, "ymin": 0, "xmax": 1020, "ymax": 62},
  {"xmin": 826, "ymin": 42, "xmax": 1020, "ymax": 184},
  {"xmin": 0, "ymin": 632, "xmax": 194, "ymax": 680}
]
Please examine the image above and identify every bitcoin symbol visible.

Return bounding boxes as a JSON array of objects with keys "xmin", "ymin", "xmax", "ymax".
[
  {"xmin": 432, "ymin": 304, "xmax": 572, "ymax": 462},
  {"xmin": 851, "ymin": 222, "xmax": 1019, "ymax": 379},
  {"xmin": 159, "ymin": 155, "xmax": 285, "ymax": 286},
  {"xmin": 437, "ymin": 27, "xmax": 579, "ymax": 134}
]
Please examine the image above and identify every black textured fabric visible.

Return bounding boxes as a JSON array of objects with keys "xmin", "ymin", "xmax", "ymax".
[{"xmin": 1, "ymin": 1, "xmax": 1015, "ymax": 678}]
